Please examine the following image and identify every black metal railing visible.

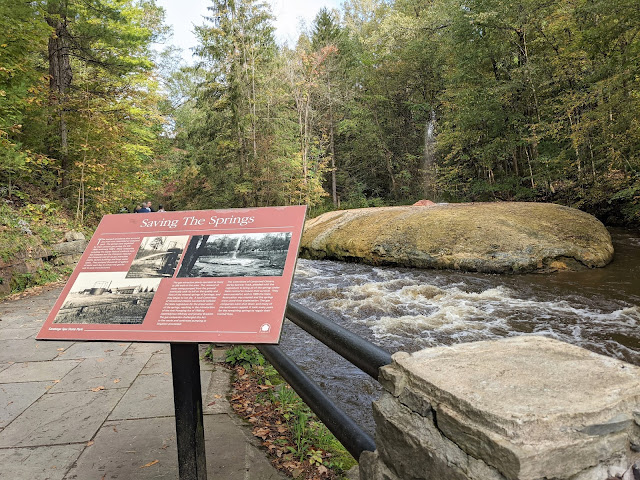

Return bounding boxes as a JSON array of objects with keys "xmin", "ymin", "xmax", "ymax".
[{"xmin": 256, "ymin": 300, "xmax": 393, "ymax": 461}]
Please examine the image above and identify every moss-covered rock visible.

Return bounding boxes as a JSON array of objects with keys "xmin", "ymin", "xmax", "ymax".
[{"xmin": 300, "ymin": 203, "xmax": 614, "ymax": 273}]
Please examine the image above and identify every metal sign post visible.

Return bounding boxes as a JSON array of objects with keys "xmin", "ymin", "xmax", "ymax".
[{"xmin": 171, "ymin": 343, "xmax": 207, "ymax": 480}]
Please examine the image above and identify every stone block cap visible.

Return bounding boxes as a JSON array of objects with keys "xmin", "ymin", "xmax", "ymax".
[{"xmin": 385, "ymin": 336, "xmax": 640, "ymax": 480}]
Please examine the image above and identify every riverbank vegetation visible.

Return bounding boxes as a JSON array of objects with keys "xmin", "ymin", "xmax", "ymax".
[
  {"xmin": 163, "ymin": 0, "xmax": 640, "ymax": 226},
  {"xmin": 218, "ymin": 345, "xmax": 357, "ymax": 479},
  {"xmin": 1, "ymin": 0, "xmax": 639, "ymax": 227}
]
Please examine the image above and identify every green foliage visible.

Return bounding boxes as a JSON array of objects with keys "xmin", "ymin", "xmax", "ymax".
[
  {"xmin": 0, "ymin": 0, "xmax": 169, "ymax": 225},
  {"xmin": 0, "ymin": 0, "xmax": 51, "ymax": 197},
  {"xmin": 224, "ymin": 346, "xmax": 266, "ymax": 369},
  {"xmin": 10, "ymin": 273, "xmax": 33, "ymax": 293},
  {"xmin": 268, "ymin": 384, "xmax": 355, "ymax": 472},
  {"xmin": 0, "ymin": 202, "xmax": 41, "ymax": 261},
  {"xmin": 184, "ymin": 0, "xmax": 287, "ymax": 209},
  {"xmin": 9, "ymin": 264, "xmax": 65, "ymax": 294},
  {"xmin": 2, "ymin": 0, "xmax": 640, "ymax": 226},
  {"xmin": 0, "ymin": 200, "xmax": 80, "ymax": 300}
]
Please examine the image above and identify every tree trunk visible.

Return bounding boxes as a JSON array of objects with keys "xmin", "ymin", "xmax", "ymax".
[{"xmin": 46, "ymin": 10, "xmax": 73, "ymax": 192}]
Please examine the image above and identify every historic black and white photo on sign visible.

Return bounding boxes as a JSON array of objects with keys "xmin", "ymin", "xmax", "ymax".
[
  {"xmin": 177, "ymin": 232, "xmax": 292, "ymax": 278},
  {"xmin": 53, "ymin": 272, "xmax": 160, "ymax": 324},
  {"xmin": 126, "ymin": 235, "xmax": 189, "ymax": 278}
]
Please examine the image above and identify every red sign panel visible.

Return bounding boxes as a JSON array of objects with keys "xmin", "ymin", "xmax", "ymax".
[{"xmin": 37, "ymin": 206, "xmax": 307, "ymax": 344}]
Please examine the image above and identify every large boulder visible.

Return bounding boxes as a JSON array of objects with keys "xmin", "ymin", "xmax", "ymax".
[{"xmin": 300, "ymin": 202, "xmax": 614, "ymax": 273}]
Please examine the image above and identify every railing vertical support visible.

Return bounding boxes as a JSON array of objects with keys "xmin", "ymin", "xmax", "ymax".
[{"xmin": 171, "ymin": 343, "xmax": 207, "ymax": 480}]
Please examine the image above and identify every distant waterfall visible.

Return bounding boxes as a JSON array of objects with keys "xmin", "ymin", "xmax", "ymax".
[{"xmin": 423, "ymin": 110, "xmax": 437, "ymax": 196}]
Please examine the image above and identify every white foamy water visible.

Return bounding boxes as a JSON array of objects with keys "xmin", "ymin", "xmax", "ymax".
[
  {"xmin": 294, "ymin": 272, "xmax": 640, "ymax": 356},
  {"xmin": 291, "ymin": 230, "xmax": 640, "ymax": 365},
  {"xmin": 284, "ymin": 230, "xmax": 640, "ymax": 433}
]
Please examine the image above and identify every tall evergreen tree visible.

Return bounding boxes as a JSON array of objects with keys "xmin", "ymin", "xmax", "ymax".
[
  {"xmin": 44, "ymin": 0, "xmax": 163, "ymax": 192},
  {"xmin": 193, "ymin": 0, "xmax": 279, "ymax": 207},
  {"xmin": 311, "ymin": 8, "xmax": 344, "ymax": 206}
]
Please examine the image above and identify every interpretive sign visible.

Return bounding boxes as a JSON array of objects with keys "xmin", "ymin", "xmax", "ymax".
[{"xmin": 37, "ymin": 206, "xmax": 307, "ymax": 343}]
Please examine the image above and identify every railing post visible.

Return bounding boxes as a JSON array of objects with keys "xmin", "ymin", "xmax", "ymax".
[{"xmin": 171, "ymin": 343, "xmax": 207, "ymax": 480}]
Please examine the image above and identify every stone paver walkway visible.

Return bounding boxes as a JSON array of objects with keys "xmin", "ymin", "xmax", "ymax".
[{"xmin": 0, "ymin": 286, "xmax": 286, "ymax": 480}]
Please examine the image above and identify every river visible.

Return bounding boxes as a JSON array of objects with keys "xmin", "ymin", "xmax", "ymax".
[{"xmin": 281, "ymin": 228, "xmax": 640, "ymax": 434}]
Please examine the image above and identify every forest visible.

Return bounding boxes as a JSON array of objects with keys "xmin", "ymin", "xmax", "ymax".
[{"xmin": 1, "ymin": 0, "xmax": 639, "ymax": 227}]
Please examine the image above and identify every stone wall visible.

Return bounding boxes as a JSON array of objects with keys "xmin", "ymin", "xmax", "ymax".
[
  {"xmin": 0, "ymin": 231, "xmax": 86, "ymax": 296},
  {"xmin": 0, "ymin": 248, "xmax": 48, "ymax": 296},
  {"xmin": 361, "ymin": 337, "xmax": 640, "ymax": 480},
  {"xmin": 50, "ymin": 231, "xmax": 88, "ymax": 267}
]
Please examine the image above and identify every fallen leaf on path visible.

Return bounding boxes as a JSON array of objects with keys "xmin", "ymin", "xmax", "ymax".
[
  {"xmin": 91, "ymin": 386, "xmax": 105, "ymax": 392},
  {"xmin": 140, "ymin": 460, "xmax": 159, "ymax": 468},
  {"xmin": 113, "ymin": 378, "xmax": 120, "ymax": 384},
  {"xmin": 87, "ymin": 441, "xmax": 94, "ymax": 446},
  {"xmin": 253, "ymin": 427, "xmax": 270, "ymax": 439},
  {"xmin": 57, "ymin": 348, "xmax": 64, "ymax": 351},
  {"xmin": 214, "ymin": 394, "xmax": 222, "ymax": 399}
]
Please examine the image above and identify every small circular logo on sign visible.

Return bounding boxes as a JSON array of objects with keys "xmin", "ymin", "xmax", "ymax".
[{"xmin": 260, "ymin": 323, "xmax": 271, "ymax": 333}]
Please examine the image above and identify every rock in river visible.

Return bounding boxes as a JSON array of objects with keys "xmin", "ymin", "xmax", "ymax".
[{"xmin": 300, "ymin": 202, "xmax": 614, "ymax": 273}]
